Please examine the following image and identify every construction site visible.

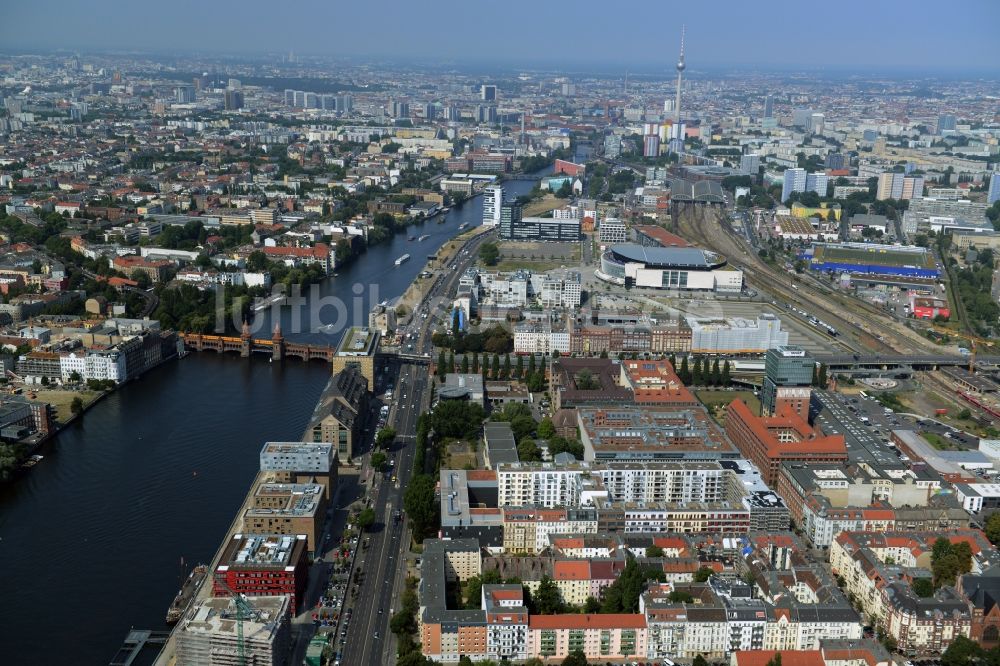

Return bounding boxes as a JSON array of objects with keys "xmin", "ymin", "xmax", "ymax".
[{"xmin": 174, "ymin": 595, "xmax": 291, "ymax": 666}]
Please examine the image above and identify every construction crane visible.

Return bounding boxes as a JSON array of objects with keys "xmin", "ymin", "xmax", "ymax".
[
  {"xmin": 217, "ymin": 581, "xmax": 263, "ymax": 666},
  {"xmin": 926, "ymin": 325, "xmax": 994, "ymax": 371}
]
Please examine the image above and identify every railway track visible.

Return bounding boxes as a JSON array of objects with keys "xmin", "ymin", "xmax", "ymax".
[{"xmin": 676, "ymin": 206, "xmax": 936, "ymax": 356}]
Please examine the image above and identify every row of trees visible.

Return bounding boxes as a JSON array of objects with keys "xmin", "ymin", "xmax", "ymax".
[
  {"xmin": 671, "ymin": 355, "xmax": 732, "ymax": 387},
  {"xmin": 437, "ymin": 350, "xmax": 544, "ymax": 383},
  {"xmin": 402, "ymin": 413, "xmax": 439, "ymax": 542},
  {"xmin": 433, "ymin": 324, "xmax": 513, "ymax": 354},
  {"xmin": 951, "ymin": 248, "xmax": 1000, "ymax": 337}
]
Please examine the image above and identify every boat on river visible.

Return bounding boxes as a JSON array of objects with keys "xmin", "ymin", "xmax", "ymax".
[{"xmin": 165, "ymin": 564, "xmax": 208, "ymax": 625}]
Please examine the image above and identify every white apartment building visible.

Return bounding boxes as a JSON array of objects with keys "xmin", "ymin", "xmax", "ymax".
[
  {"xmin": 538, "ymin": 272, "xmax": 582, "ymax": 308},
  {"xmin": 85, "ymin": 348, "xmax": 127, "ymax": 383},
  {"xmin": 596, "ymin": 463, "xmax": 731, "ymax": 505},
  {"xmin": 482, "ymin": 271, "xmax": 530, "ymax": 307},
  {"xmin": 513, "ymin": 324, "xmax": 552, "ymax": 355},
  {"xmin": 598, "ymin": 218, "xmax": 628, "ymax": 245},
  {"xmin": 483, "ymin": 186, "xmax": 503, "ymax": 226},
  {"xmin": 497, "ymin": 464, "xmax": 583, "ymax": 508},
  {"xmin": 59, "ymin": 352, "xmax": 87, "ymax": 382}
]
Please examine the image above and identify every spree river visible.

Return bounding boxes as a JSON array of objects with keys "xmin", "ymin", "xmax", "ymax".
[{"xmin": 0, "ymin": 175, "xmax": 544, "ymax": 665}]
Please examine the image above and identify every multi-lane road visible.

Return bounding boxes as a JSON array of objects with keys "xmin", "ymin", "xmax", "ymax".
[
  {"xmin": 336, "ymin": 227, "xmax": 494, "ymax": 666},
  {"xmin": 335, "ymin": 358, "xmax": 424, "ymax": 666}
]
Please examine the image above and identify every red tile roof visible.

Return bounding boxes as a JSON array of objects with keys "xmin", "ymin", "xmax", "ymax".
[
  {"xmin": 528, "ymin": 614, "xmax": 646, "ymax": 630},
  {"xmin": 733, "ymin": 651, "xmax": 824, "ymax": 666}
]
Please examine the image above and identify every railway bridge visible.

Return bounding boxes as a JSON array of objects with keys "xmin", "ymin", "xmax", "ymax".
[{"xmin": 180, "ymin": 323, "xmax": 336, "ymax": 363}]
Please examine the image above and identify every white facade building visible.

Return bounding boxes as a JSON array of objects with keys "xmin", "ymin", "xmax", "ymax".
[
  {"xmin": 85, "ymin": 349, "xmax": 127, "ymax": 383},
  {"xmin": 598, "ymin": 218, "xmax": 628, "ymax": 245},
  {"xmin": 483, "ymin": 186, "xmax": 503, "ymax": 226}
]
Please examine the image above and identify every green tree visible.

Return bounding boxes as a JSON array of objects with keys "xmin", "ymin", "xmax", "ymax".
[
  {"xmin": 131, "ymin": 270, "xmax": 152, "ymax": 290},
  {"xmin": 447, "ymin": 351, "xmax": 455, "ymax": 374},
  {"xmin": 403, "ymin": 474, "xmax": 440, "ymax": 538},
  {"xmin": 931, "ymin": 538, "xmax": 972, "ymax": 588},
  {"xmin": 645, "ymin": 545, "xmax": 664, "ymax": 557},
  {"xmin": 491, "ymin": 353, "xmax": 501, "ymax": 380},
  {"xmin": 371, "ymin": 451, "xmax": 387, "ymax": 472},
  {"xmin": 517, "ymin": 438, "xmax": 542, "ymax": 462},
  {"xmin": 679, "ymin": 355, "xmax": 690, "ymax": 383},
  {"xmin": 693, "ymin": 656, "xmax": 709, "ymax": 666},
  {"xmin": 397, "ymin": 653, "xmax": 436, "ymax": 666},
  {"xmin": 583, "ymin": 596, "xmax": 601, "ymax": 613},
  {"xmin": 722, "ymin": 360, "xmax": 731, "ymax": 386},
  {"xmin": 694, "ymin": 566, "xmax": 715, "ymax": 583},
  {"xmin": 560, "ymin": 651, "xmax": 588, "ymax": 666},
  {"xmin": 548, "ymin": 436, "xmax": 585, "ymax": 459},
  {"xmin": 355, "ymin": 507, "xmax": 376, "ymax": 531},
  {"xmin": 514, "ymin": 354, "xmax": 524, "ymax": 379},
  {"xmin": 376, "ymin": 427, "xmax": 396, "ymax": 448},
  {"xmin": 692, "ymin": 356, "xmax": 703, "ymax": 385},
  {"xmin": 437, "ymin": 349, "xmax": 447, "ymax": 380},
  {"xmin": 912, "ymin": 577, "xmax": 934, "ymax": 597},
  {"xmin": 942, "ymin": 635, "xmax": 981, "ymax": 666},
  {"xmin": 534, "ymin": 575, "xmax": 565, "ymax": 614},
  {"xmin": 575, "ymin": 368, "xmax": 598, "ymax": 390},
  {"xmin": 479, "ymin": 242, "xmax": 500, "ymax": 266},
  {"xmin": 818, "ymin": 363, "xmax": 828, "ymax": 387},
  {"xmin": 711, "ymin": 358, "xmax": 721, "ymax": 386},
  {"xmin": 985, "ymin": 513, "xmax": 1000, "ymax": 546},
  {"xmin": 472, "ymin": 352, "xmax": 480, "ymax": 373},
  {"xmin": 528, "ymin": 353, "xmax": 537, "ymax": 375},
  {"xmin": 766, "ymin": 654, "xmax": 783, "ymax": 666},
  {"xmin": 431, "ymin": 401, "xmax": 486, "ymax": 439},
  {"xmin": 537, "ymin": 418, "xmax": 556, "ymax": 440},
  {"xmin": 527, "ymin": 371, "xmax": 545, "ymax": 392},
  {"xmin": 501, "ymin": 353, "xmax": 511, "ymax": 380},
  {"xmin": 69, "ymin": 370, "xmax": 82, "ymax": 384},
  {"xmin": 70, "ymin": 396, "xmax": 84, "ymax": 415},
  {"xmin": 601, "ymin": 555, "xmax": 666, "ymax": 613},
  {"xmin": 460, "ymin": 354, "xmax": 470, "ymax": 374}
]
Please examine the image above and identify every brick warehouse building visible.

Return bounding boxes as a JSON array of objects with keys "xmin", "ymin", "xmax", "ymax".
[
  {"xmin": 725, "ymin": 400, "xmax": 847, "ymax": 486},
  {"xmin": 213, "ymin": 533, "xmax": 309, "ymax": 614}
]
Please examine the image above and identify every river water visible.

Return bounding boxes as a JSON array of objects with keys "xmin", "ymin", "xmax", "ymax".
[{"xmin": 0, "ymin": 175, "xmax": 543, "ymax": 665}]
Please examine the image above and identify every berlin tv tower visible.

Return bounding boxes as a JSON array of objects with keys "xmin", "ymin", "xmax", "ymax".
[{"xmin": 674, "ymin": 25, "xmax": 685, "ymax": 125}]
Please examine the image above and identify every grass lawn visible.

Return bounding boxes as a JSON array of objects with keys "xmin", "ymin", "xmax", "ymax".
[
  {"xmin": 922, "ymin": 432, "xmax": 954, "ymax": 450},
  {"xmin": 33, "ymin": 389, "xmax": 101, "ymax": 424},
  {"xmin": 696, "ymin": 390, "xmax": 760, "ymax": 423},
  {"xmin": 493, "ymin": 259, "xmax": 569, "ymax": 272},
  {"xmin": 523, "ymin": 193, "xmax": 563, "ymax": 217}
]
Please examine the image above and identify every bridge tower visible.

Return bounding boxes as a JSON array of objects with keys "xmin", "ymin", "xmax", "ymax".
[
  {"xmin": 240, "ymin": 320, "xmax": 252, "ymax": 357},
  {"xmin": 272, "ymin": 322, "xmax": 284, "ymax": 362}
]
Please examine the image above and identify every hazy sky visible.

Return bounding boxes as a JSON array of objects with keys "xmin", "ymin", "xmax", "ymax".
[{"xmin": 3, "ymin": 0, "xmax": 999, "ymax": 74}]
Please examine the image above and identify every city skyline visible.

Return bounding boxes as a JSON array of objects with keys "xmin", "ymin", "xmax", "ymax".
[{"xmin": 3, "ymin": 0, "xmax": 1000, "ymax": 74}]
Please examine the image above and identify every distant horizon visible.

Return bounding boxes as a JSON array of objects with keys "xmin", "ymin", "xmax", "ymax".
[
  {"xmin": 3, "ymin": 0, "xmax": 999, "ymax": 77},
  {"xmin": 2, "ymin": 46, "xmax": 999, "ymax": 82}
]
